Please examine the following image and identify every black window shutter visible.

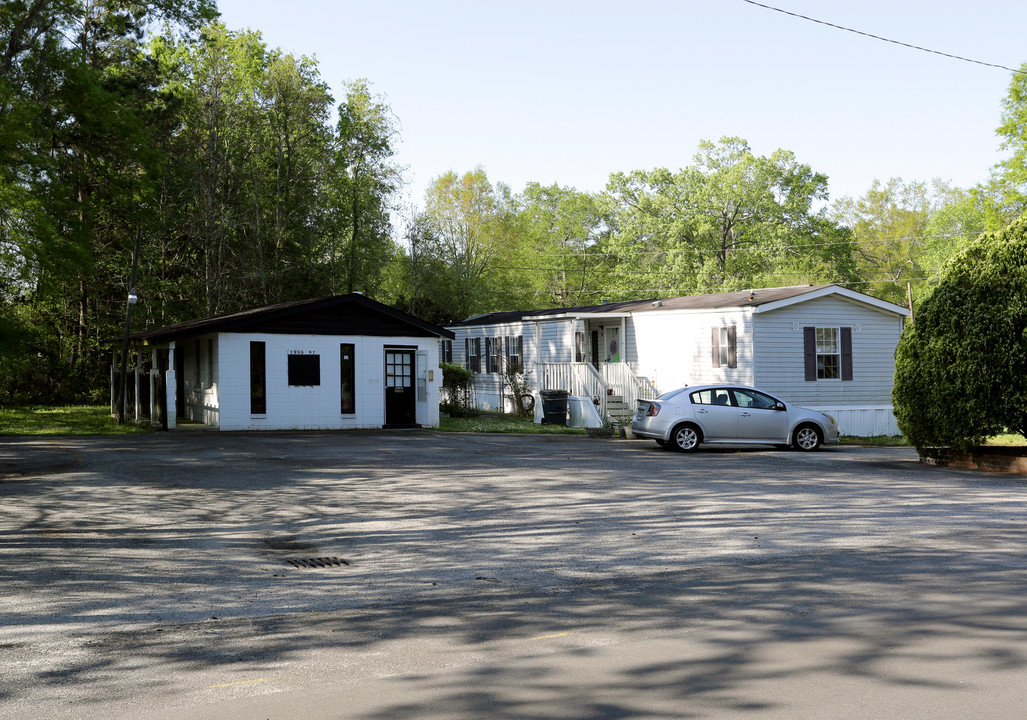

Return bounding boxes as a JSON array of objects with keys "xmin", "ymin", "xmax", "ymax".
[
  {"xmin": 711, "ymin": 326, "xmax": 720, "ymax": 368},
  {"xmin": 474, "ymin": 337, "xmax": 482, "ymax": 372},
  {"xmin": 841, "ymin": 327, "xmax": 853, "ymax": 381},
  {"xmin": 803, "ymin": 327, "xmax": 817, "ymax": 381},
  {"xmin": 727, "ymin": 326, "xmax": 737, "ymax": 369},
  {"xmin": 465, "ymin": 338, "xmax": 471, "ymax": 370}
]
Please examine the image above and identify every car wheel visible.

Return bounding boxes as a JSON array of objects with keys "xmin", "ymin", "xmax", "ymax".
[
  {"xmin": 671, "ymin": 424, "xmax": 702, "ymax": 452},
  {"xmin": 793, "ymin": 424, "xmax": 822, "ymax": 451}
]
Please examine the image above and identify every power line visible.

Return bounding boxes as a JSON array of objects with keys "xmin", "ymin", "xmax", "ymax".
[
  {"xmin": 472, "ymin": 276, "xmax": 945, "ymax": 299},
  {"xmin": 399, "ymin": 231, "xmax": 967, "ymax": 264},
  {"xmin": 740, "ymin": 0, "xmax": 1027, "ymax": 75}
]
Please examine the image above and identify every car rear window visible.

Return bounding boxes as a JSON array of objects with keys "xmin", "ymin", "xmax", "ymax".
[{"xmin": 690, "ymin": 389, "xmax": 732, "ymax": 406}]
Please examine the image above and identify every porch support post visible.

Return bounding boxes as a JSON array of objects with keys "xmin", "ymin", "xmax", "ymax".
[
  {"xmin": 133, "ymin": 351, "xmax": 142, "ymax": 421},
  {"xmin": 620, "ymin": 316, "xmax": 626, "ymax": 364},
  {"xmin": 110, "ymin": 353, "xmax": 116, "ymax": 416},
  {"xmin": 166, "ymin": 342, "xmax": 177, "ymax": 430},
  {"xmin": 149, "ymin": 346, "xmax": 159, "ymax": 429}
]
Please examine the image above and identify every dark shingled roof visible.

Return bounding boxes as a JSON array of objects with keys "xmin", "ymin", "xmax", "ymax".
[
  {"xmin": 449, "ymin": 285, "xmax": 834, "ymax": 327},
  {"xmin": 125, "ymin": 293, "xmax": 454, "ymax": 344}
]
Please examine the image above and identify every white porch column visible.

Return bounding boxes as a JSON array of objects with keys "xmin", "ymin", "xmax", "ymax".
[
  {"xmin": 166, "ymin": 342, "xmax": 177, "ymax": 430},
  {"xmin": 620, "ymin": 316, "xmax": 627, "ymax": 363},
  {"xmin": 149, "ymin": 347, "xmax": 160, "ymax": 428},
  {"xmin": 133, "ymin": 356, "xmax": 142, "ymax": 421}
]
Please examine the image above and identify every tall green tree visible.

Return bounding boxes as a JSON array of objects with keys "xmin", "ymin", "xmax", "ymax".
[
  {"xmin": 153, "ymin": 28, "xmax": 398, "ymax": 317},
  {"xmin": 516, "ymin": 183, "xmax": 612, "ymax": 306},
  {"xmin": 0, "ymin": 0, "xmax": 215, "ymax": 401},
  {"xmin": 914, "ymin": 183, "xmax": 990, "ymax": 301},
  {"xmin": 154, "ymin": 23, "xmax": 266, "ymax": 317},
  {"xmin": 830, "ymin": 178, "xmax": 934, "ymax": 304},
  {"xmin": 324, "ymin": 79, "xmax": 401, "ymax": 296},
  {"xmin": 603, "ymin": 137, "xmax": 854, "ymax": 299},
  {"xmin": 382, "ymin": 208, "xmax": 459, "ymax": 326},
  {"xmin": 419, "ymin": 167, "xmax": 520, "ymax": 319},
  {"xmin": 989, "ymin": 62, "xmax": 1027, "ymax": 223}
]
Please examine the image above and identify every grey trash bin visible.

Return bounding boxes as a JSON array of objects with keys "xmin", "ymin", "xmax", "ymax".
[{"xmin": 539, "ymin": 389, "xmax": 569, "ymax": 425}]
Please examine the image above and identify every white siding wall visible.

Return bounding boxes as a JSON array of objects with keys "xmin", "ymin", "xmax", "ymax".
[
  {"xmin": 536, "ymin": 319, "xmax": 575, "ymax": 362},
  {"xmin": 631, "ymin": 309, "xmax": 755, "ymax": 392},
  {"xmin": 752, "ymin": 296, "xmax": 905, "ymax": 435},
  {"xmin": 216, "ymin": 332, "xmax": 441, "ymax": 431},
  {"xmin": 447, "ymin": 320, "xmax": 541, "ymax": 412}
]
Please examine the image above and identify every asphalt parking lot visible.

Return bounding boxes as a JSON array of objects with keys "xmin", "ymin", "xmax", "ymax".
[{"xmin": 2, "ymin": 431, "xmax": 1027, "ymax": 719}]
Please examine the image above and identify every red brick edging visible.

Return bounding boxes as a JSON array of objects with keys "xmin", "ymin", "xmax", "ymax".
[{"xmin": 919, "ymin": 446, "xmax": 1027, "ymax": 474}]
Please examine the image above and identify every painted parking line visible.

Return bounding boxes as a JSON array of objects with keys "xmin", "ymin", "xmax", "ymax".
[
  {"xmin": 526, "ymin": 631, "xmax": 574, "ymax": 641},
  {"xmin": 208, "ymin": 678, "xmax": 269, "ymax": 689}
]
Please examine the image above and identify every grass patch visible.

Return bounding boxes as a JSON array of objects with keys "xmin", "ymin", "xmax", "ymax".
[
  {"xmin": 839, "ymin": 435, "xmax": 910, "ymax": 447},
  {"xmin": 0, "ymin": 406, "xmax": 151, "ymax": 435},
  {"xmin": 439, "ymin": 414, "xmax": 589, "ymax": 435},
  {"xmin": 986, "ymin": 433, "xmax": 1027, "ymax": 446},
  {"xmin": 836, "ymin": 433, "xmax": 1026, "ymax": 448}
]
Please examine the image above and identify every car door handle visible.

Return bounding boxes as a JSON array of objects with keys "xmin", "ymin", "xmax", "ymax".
[{"xmin": 740, "ymin": 412, "xmax": 751, "ymax": 417}]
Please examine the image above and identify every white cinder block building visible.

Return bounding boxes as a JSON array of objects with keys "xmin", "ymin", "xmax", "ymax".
[{"xmin": 115, "ymin": 294, "xmax": 453, "ymax": 431}]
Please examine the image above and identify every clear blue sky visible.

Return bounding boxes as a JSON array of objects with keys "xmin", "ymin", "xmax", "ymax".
[{"xmin": 214, "ymin": 0, "xmax": 1025, "ymax": 210}]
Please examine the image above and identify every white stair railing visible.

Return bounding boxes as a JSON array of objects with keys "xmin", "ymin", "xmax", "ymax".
[
  {"xmin": 534, "ymin": 362, "xmax": 608, "ymax": 419},
  {"xmin": 601, "ymin": 363, "xmax": 660, "ymax": 415}
]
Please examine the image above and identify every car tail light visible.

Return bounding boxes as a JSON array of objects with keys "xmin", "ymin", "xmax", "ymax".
[{"xmin": 646, "ymin": 403, "xmax": 661, "ymax": 417}]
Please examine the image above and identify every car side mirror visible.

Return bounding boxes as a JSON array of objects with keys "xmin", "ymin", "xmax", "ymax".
[{"xmin": 775, "ymin": 402, "xmax": 786, "ymax": 411}]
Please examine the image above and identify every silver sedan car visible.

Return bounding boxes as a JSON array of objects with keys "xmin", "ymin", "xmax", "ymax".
[{"xmin": 631, "ymin": 384, "xmax": 840, "ymax": 452}]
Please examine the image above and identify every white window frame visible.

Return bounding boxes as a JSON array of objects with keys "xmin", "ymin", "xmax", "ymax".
[{"xmin": 815, "ymin": 327, "xmax": 841, "ymax": 380}]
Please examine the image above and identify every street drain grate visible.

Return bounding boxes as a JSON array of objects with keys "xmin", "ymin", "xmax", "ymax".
[{"xmin": 287, "ymin": 557, "xmax": 350, "ymax": 569}]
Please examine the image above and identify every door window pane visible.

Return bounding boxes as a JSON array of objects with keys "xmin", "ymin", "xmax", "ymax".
[{"xmin": 386, "ymin": 352, "xmax": 413, "ymax": 389}]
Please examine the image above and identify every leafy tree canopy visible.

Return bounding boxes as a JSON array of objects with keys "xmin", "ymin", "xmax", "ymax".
[{"xmin": 602, "ymin": 137, "xmax": 856, "ymax": 299}]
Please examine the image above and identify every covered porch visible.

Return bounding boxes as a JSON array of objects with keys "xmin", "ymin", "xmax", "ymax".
[
  {"xmin": 530, "ymin": 310, "xmax": 658, "ymax": 424},
  {"xmin": 533, "ymin": 361, "xmax": 659, "ymax": 425},
  {"xmin": 110, "ymin": 341, "xmax": 184, "ymax": 430}
]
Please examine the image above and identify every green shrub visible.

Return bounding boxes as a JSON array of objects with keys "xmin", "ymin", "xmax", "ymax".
[
  {"xmin": 440, "ymin": 362, "xmax": 477, "ymax": 417},
  {"xmin": 893, "ymin": 216, "xmax": 1027, "ymax": 450}
]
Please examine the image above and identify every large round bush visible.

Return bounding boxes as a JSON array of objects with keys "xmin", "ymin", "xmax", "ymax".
[{"xmin": 893, "ymin": 216, "xmax": 1027, "ymax": 450}]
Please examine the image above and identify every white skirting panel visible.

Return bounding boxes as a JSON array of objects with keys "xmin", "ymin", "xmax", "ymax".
[{"xmin": 813, "ymin": 405, "xmax": 901, "ymax": 437}]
